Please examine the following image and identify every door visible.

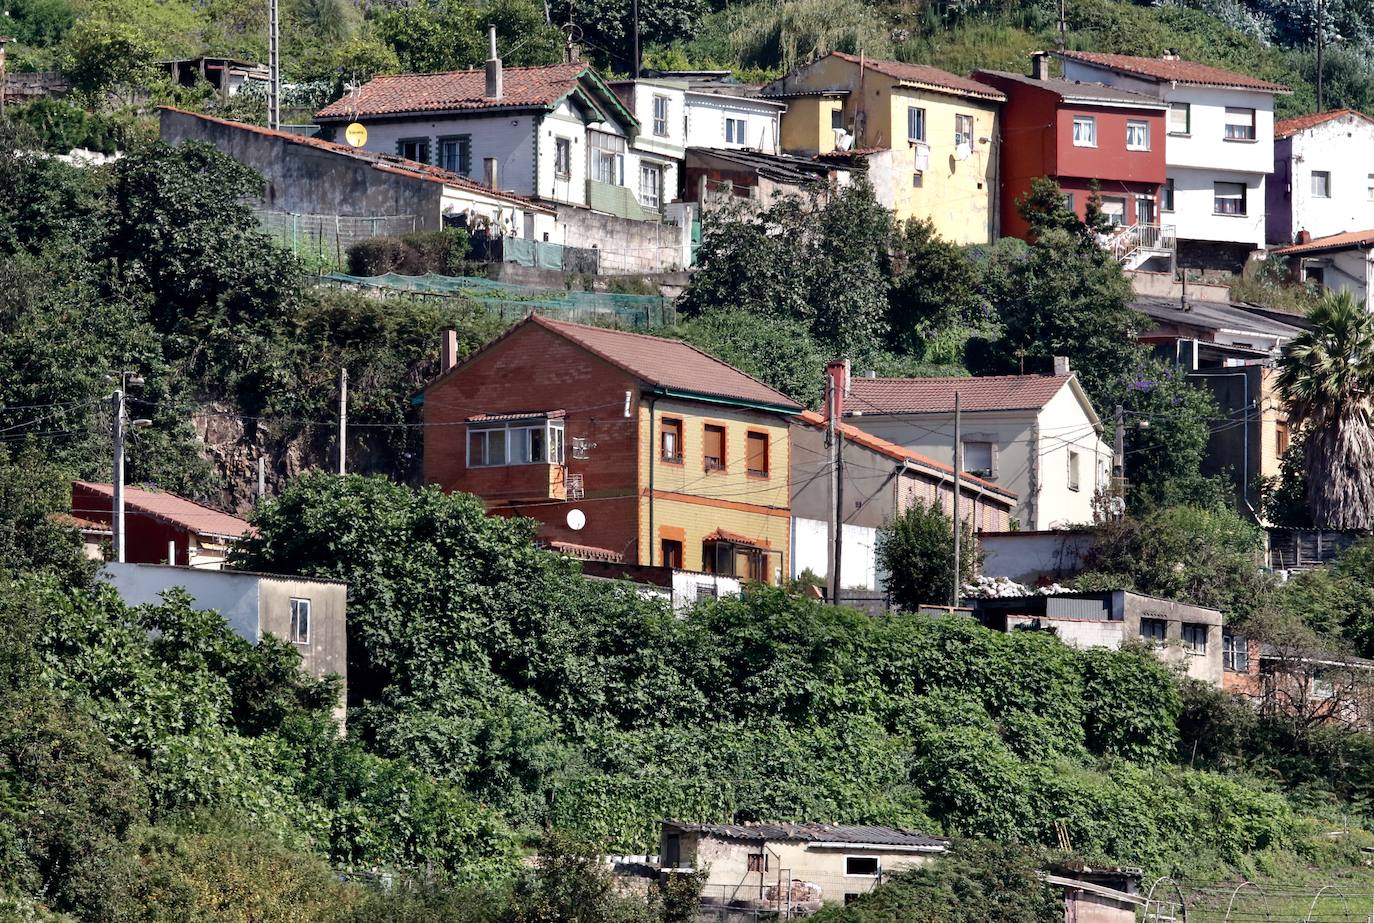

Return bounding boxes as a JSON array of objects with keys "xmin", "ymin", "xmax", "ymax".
[{"xmin": 1136, "ymin": 195, "xmax": 1156, "ymax": 226}]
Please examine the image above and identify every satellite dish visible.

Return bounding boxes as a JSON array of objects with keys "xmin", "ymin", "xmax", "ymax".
[
  {"xmin": 834, "ymin": 128, "xmax": 854, "ymax": 151},
  {"xmin": 345, "ymin": 122, "xmax": 368, "ymax": 147},
  {"xmin": 566, "ymin": 509, "xmax": 586, "ymax": 531},
  {"xmin": 955, "ymin": 142, "xmax": 972, "ymax": 161}
]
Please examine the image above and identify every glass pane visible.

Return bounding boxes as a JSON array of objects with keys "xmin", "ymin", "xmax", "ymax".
[
  {"xmin": 469, "ymin": 431, "xmax": 486, "ymax": 466},
  {"xmin": 963, "ymin": 442, "xmax": 993, "ymax": 472},
  {"xmin": 488, "ymin": 429, "xmax": 505, "ymax": 465},
  {"xmin": 530, "ymin": 427, "xmax": 545, "ymax": 463}
]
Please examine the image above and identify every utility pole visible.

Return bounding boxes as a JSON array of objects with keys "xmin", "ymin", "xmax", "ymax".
[
  {"xmin": 112, "ymin": 389, "xmax": 126, "ymax": 563},
  {"xmin": 1113, "ymin": 405, "xmax": 1125, "ymax": 482},
  {"xmin": 631, "ymin": 0, "xmax": 641, "ymax": 78},
  {"xmin": 1315, "ymin": 0, "xmax": 1325, "ymax": 112},
  {"xmin": 0, "ymin": 36, "xmax": 9, "ymax": 121},
  {"xmin": 951, "ymin": 391, "xmax": 962, "ymax": 607},
  {"xmin": 257, "ymin": 455, "xmax": 267, "ymax": 501},
  {"xmin": 337, "ymin": 368, "xmax": 348, "ymax": 475},
  {"xmin": 1057, "ymin": 0, "xmax": 1067, "ymax": 50},
  {"xmin": 268, "ymin": 0, "xmax": 281, "ymax": 129},
  {"xmin": 834, "ymin": 402, "xmax": 845, "ymax": 602},
  {"xmin": 827, "ymin": 374, "xmax": 839, "ymax": 604}
]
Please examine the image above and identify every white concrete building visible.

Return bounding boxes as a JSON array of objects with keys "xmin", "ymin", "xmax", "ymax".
[
  {"xmin": 842, "ymin": 369, "xmax": 1110, "ymax": 531},
  {"xmin": 1057, "ymin": 50, "xmax": 1290, "ymax": 269},
  {"xmin": 1267, "ymin": 109, "xmax": 1374, "ymax": 245},
  {"xmin": 1272, "ymin": 229, "xmax": 1374, "ymax": 310}
]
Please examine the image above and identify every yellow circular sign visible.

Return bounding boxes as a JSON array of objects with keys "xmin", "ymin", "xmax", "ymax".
[{"xmin": 345, "ymin": 122, "xmax": 368, "ymax": 147}]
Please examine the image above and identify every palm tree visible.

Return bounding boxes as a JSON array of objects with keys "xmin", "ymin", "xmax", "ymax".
[{"xmin": 1276, "ymin": 290, "xmax": 1374, "ymax": 528}]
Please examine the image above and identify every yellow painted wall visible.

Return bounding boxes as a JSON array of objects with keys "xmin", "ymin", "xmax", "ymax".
[
  {"xmin": 779, "ymin": 95, "xmax": 844, "ymax": 155},
  {"xmin": 773, "ymin": 54, "xmax": 999, "ymax": 243},
  {"xmin": 637, "ymin": 397, "xmax": 791, "ymax": 579}
]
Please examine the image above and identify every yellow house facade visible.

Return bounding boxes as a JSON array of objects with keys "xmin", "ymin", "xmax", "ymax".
[
  {"xmin": 638, "ymin": 397, "xmax": 791, "ymax": 583},
  {"xmin": 764, "ymin": 52, "xmax": 1004, "ymax": 244}
]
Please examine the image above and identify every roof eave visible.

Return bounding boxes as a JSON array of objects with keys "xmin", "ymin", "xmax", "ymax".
[{"xmin": 648, "ymin": 385, "xmax": 801, "ymax": 415}]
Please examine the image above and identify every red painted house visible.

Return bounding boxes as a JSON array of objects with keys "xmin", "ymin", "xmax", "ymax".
[
  {"xmin": 71, "ymin": 481, "xmax": 252, "ymax": 568},
  {"xmin": 974, "ymin": 54, "xmax": 1167, "ymax": 245}
]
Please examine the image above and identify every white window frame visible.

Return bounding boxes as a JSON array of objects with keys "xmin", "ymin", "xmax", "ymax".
[
  {"xmin": 1126, "ymin": 120, "xmax": 1150, "ymax": 151},
  {"xmin": 954, "ymin": 113, "xmax": 974, "ymax": 148},
  {"xmin": 1214, "ymin": 181, "xmax": 1247, "ymax": 216},
  {"xmin": 639, "ymin": 162, "xmax": 664, "ymax": 209},
  {"xmin": 652, "ymin": 94, "xmax": 670, "ymax": 137},
  {"xmin": 1072, "ymin": 115, "xmax": 1096, "ymax": 147},
  {"xmin": 589, "ymin": 132, "xmax": 625, "ymax": 186},
  {"xmin": 554, "ymin": 137, "xmax": 572, "ymax": 179},
  {"xmin": 1100, "ymin": 196, "xmax": 1127, "ymax": 227},
  {"xmin": 1368, "ymin": 173, "xmax": 1374, "ymax": 201},
  {"xmin": 725, "ymin": 117, "xmax": 748, "ymax": 144},
  {"xmin": 1224, "ymin": 107, "xmax": 1256, "ymax": 141},
  {"xmin": 1168, "ymin": 102, "xmax": 1190, "ymax": 135},
  {"xmin": 907, "ymin": 106, "xmax": 926, "ymax": 143},
  {"xmin": 1068, "ymin": 450, "xmax": 1082, "ymax": 492},
  {"xmin": 1222, "ymin": 631, "xmax": 1249, "ymax": 673},
  {"xmin": 289, "ymin": 597, "xmax": 311, "ymax": 645},
  {"xmin": 1311, "ymin": 170, "xmax": 1332, "ymax": 198},
  {"xmin": 845, "ymin": 856, "xmax": 880, "ymax": 877},
  {"xmin": 468, "ymin": 419, "xmax": 565, "ymax": 468}
]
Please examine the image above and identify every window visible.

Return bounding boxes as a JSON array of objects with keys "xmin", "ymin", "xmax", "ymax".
[
  {"xmin": 1161, "ymin": 178, "xmax": 1175, "ymax": 212},
  {"xmin": 589, "ymin": 132, "xmax": 625, "ymax": 185},
  {"xmin": 1224, "ymin": 107, "xmax": 1256, "ymax": 141},
  {"xmin": 1072, "ymin": 115, "xmax": 1096, "ymax": 147},
  {"xmin": 665, "ymin": 834, "xmax": 682, "ymax": 868},
  {"xmin": 1068, "ymin": 450, "xmax": 1081, "ymax": 492},
  {"xmin": 746, "ymin": 431, "xmax": 769, "ymax": 477},
  {"xmin": 1223, "ymin": 631, "xmax": 1249, "ymax": 673},
  {"xmin": 962, "ymin": 441, "xmax": 993, "ymax": 478},
  {"xmin": 661, "ymin": 538, "xmax": 683, "ymax": 569},
  {"xmin": 1168, "ymin": 102, "xmax": 1191, "ymax": 135},
  {"xmin": 639, "ymin": 163, "xmax": 664, "ymax": 210},
  {"xmin": 1126, "ymin": 119, "xmax": 1150, "ymax": 150},
  {"xmin": 397, "ymin": 137, "xmax": 430, "ymax": 163},
  {"xmin": 846, "ymin": 856, "xmax": 879, "ymax": 876},
  {"xmin": 912, "ymin": 172, "xmax": 924, "ymax": 188},
  {"xmin": 289, "ymin": 597, "xmax": 310, "ymax": 645},
  {"xmin": 1064, "ymin": 192, "xmax": 1075, "ymax": 212},
  {"xmin": 1182, "ymin": 622, "xmax": 1208, "ymax": 654},
  {"xmin": 554, "ymin": 137, "xmax": 572, "ymax": 179},
  {"xmin": 1137, "ymin": 194, "xmax": 1157, "ymax": 225},
  {"xmin": 660, "ymin": 417, "xmax": 683, "ymax": 463},
  {"xmin": 468, "ymin": 419, "xmax": 565, "ymax": 467},
  {"xmin": 652, "ymin": 94, "xmax": 669, "ymax": 137},
  {"xmin": 907, "ymin": 106, "xmax": 926, "ymax": 142},
  {"xmin": 831, "ymin": 107, "xmax": 844, "ymax": 130},
  {"xmin": 437, "ymin": 136, "xmax": 471, "ymax": 175},
  {"xmin": 1312, "ymin": 170, "xmax": 1332, "ymax": 198},
  {"xmin": 1214, "ymin": 181, "xmax": 1247, "ymax": 216},
  {"xmin": 725, "ymin": 117, "xmax": 747, "ymax": 144},
  {"xmin": 703, "ymin": 424, "xmax": 726, "ymax": 471},
  {"xmin": 955, "ymin": 113, "xmax": 974, "ymax": 148},
  {"xmin": 747, "ymin": 853, "xmax": 766, "ymax": 873},
  {"xmin": 1140, "ymin": 617, "xmax": 1167, "ymax": 643},
  {"xmin": 1276, "ymin": 420, "xmax": 1290, "ymax": 458},
  {"xmin": 1368, "ymin": 174, "xmax": 1374, "ymax": 201},
  {"xmin": 1100, "ymin": 196, "xmax": 1126, "ymax": 227}
]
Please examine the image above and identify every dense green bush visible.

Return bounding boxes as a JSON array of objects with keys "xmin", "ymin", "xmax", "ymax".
[
  {"xmin": 346, "ymin": 229, "xmax": 473, "ymax": 276},
  {"xmin": 877, "ymin": 500, "xmax": 975, "ymax": 609}
]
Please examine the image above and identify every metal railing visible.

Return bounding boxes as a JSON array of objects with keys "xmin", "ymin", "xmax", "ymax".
[{"xmin": 1107, "ymin": 223, "xmax": 1177, "ymax": 264}]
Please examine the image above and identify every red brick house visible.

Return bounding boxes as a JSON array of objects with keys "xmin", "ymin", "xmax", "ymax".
[
  {"xmin": 420, "ymin": 314, "xmax": 802, "ymax": 580},
  {"xmin": 71, "ymin": 481, "xmax": 252, "ymax": 568},
  {"xmin": 975, "ymin": 55, "xmax": 1168, "ymax": 251}
]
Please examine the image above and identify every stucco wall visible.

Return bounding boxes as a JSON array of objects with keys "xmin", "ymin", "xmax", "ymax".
[
  {"xmin": 792, "ymin": 517, "xmax": 880, "ymax": 589},
  {"xmin": 978, "ymin": 530, "xmax": 1094, "ymax": 583},
  {"xmin": 548, "ymin": 204, "xmax": 688, "ymax": 272},
  {"xmin": 538, "ymin": 101, "xmax": 590, "ymax": 205},
  {"xmin": 684, "ymin": 93, "xmax": 782, "ymax": 152},
  {"xmin": 347, "ymin": 111, "xmax": 540, "ymax": 196},
  {"xmin": 1034, "ymin": 384, "xmax": 1111, "ymax": 529}
]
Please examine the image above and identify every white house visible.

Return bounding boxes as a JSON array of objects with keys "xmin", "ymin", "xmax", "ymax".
[
  {"xmin": 1057, "ymin": 50, "xmax": 1289, "ymax": 270},
  {"xmin": 609, "ymin": 77, "xmax": 687, "ymax": 209},
  {"xmin": 842, "ymin": 368, "xmax": 1110, "ymax": 530},
  {"xmin": 1271, "ymin": 229, "xmax": 1374, "ymax": 310},
  {"xmin": 1267, "ymin": 108, "xmax": 1374, "ymax": 245},
  {"xmin": 643, "ymin": 70, "xmax": 786, "ymax": 152}
]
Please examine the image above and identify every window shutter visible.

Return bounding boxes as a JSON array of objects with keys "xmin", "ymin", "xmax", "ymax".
[{"xmin": 747, "ymin": 432, "xmax": 768, "ymax": 474}]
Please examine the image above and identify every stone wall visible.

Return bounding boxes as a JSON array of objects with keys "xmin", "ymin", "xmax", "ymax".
[{"xmin": 550, "ymin": 203, "xmax": 689, "ymax": 274}]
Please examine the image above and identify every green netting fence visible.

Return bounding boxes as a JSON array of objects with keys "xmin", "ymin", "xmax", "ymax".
[{"xmin": 322, "ymin": 271, "xmax": 673, "ymax": 328}]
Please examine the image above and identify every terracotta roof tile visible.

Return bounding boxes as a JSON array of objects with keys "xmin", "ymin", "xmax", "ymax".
[
  {"xmin": 1272, "ymin": 228, "xmax": 1374, "ymax": 255},
  {"xmin": 795, "ymin": 410, "xmax": 1016, "ymax": 499},
  {"xmin": 703, "ymin": 528, "xmax": 770, "ymax": 548},
  {"xmin": 74, "ymin": 481, "xmax": 252, "ymax": 540},
  {"xmin": 548, "ymin": 540, "xmax": 623, "ymax": 562},
  {"xmin": 529, "ymin": 316, "xmax": 802, "ymax": 410},
  {"xmin": 159, "ymin": 107, "xmax": 552, "ymax": 212},
  {"xmin": 828, "ymin": 51, "xmax": 1005, "ymax": 101},
  {"xmin": 316, "ymin": 62, "xmax": 592, "ymax": 119},
  {"xmin": 847, "ymin": 374, "xmax": 1072, "ymax": 415},
  {"xmin": 1275, "ymin": 108, "xmax": 1374, "ymax": 138},
  {"xmin": 665, "ymin": 821, "xmax": 949, "ymax": 849},
  {"xmin": 973, "ymin": 69, "xmax": 1165, "ymax": 108},
  {"xmin": 1056, "ymin": 50, "xmax": 1290, "ymax": 93}
]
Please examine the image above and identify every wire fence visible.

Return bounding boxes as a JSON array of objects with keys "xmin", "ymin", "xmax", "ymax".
[{"xmin": 256, "ymin": 209, "xmax": 421, "ymax": 264}]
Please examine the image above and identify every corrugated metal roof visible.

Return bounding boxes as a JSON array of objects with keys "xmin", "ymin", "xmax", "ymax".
[
  {"xmin": 665, "ymin": 821, "xmax": 948, "ymax": 849},
  {"xmin": 1132, "ymin": 296, "xmax": 1307, "ymax": 338}
]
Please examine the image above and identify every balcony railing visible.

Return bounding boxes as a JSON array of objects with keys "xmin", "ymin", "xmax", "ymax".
[{"xmin": 1105, "ymin": 223, "xmax": 1176, "ymax": 265}]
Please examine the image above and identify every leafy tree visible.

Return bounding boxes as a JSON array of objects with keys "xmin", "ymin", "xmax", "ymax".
[
  {"xmin": 877, "ymin": 500, "xmax": 975, "ymax": 609},
  {"xmin": 376, "ymin": 0, "xmax": 561, "ymax": 74},
  {"xmin": 1016, "ymin": 176, "xmax": 1109, "ymax": 251},
  {"xmin": 0, "ymin": 446, "xmax": 93, "ymax": 585},
  {"xmin": 60, "ymin": 20, "xmax": 161, "ymax": 103},
  {"xmin": 886, "ymin": 218, "xmax": 992, "ymax": 363},
  {"xmin": 671, "ymin": 307, "xmax": 825, "ymax": 407},
  {"xmin": 1275, "ymin": 290, "xmax": 1374, "ymax": 528},
  {"xmin": 548, "ymin": 0, "xmax": 707, "ymax": 73},
  {"xmin": 1079, "ymin": 646, "xmax": 1181, "ymax": 762}
]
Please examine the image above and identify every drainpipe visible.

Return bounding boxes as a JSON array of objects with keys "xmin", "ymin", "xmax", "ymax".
[{"xmin": 646, "ymin": 391, "xmax": 657, "ymax": 566}]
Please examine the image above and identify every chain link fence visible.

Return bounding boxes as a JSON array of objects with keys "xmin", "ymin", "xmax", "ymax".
[{"xmin": 256, "ymin": 209, "xmax": 420, "ymax": 264}]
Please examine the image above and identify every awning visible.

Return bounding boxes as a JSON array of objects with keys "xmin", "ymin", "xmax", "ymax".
[
  {"xmin": 548, "ymin": 540, "xmax": 624, "ymax": 563},
  {"xmin": 703, "ymin": 528, "xmax": 771, "ymax": 550},
  {"xmin": 467, "ymin": 409, "xmax": 566, "ymax": 423}
]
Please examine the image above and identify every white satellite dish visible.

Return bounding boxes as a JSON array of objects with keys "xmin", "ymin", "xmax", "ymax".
[
  {"xmin": 955, "ymin": 142, "xmax": 972, "ymax": 161},
  {"xmin": 834, "ymin": 128, "xmax": 854, "ymax": 152},
  {"xmin": 566, "ymin": 509, "xmax": 586, "ymax": 531}
]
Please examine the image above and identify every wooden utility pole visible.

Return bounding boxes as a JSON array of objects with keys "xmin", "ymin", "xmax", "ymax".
[
  {"xmin": 268, "ymin": 0, "xmax": 281, "ymax": 129},
  {"xmin": 112, "ymin": 389, "xmax": 126, "ymax": 563},
  {"xmin": 1315, "ymin": 0, "xmax": 1325, "ymax": 112},
  {"xmin": 951, "ymin": 391, "xmax": 962, "ymax": 606},
  {"xmin": 337, "ymin": 368, "xmax": 348, "ymax": 475},
  {"xmin": 827, "ymin": 374, "xmax": 839, "ymax": 604}
]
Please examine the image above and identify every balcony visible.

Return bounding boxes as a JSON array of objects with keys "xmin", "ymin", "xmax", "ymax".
[
  {"xmin": 466, "ymin": 462, "xmax": 569, "ymax": 503},
  {"xmin": 1103, "ymin": 224, "xmax": 1176, "ymax": 272},
  {"xmin": 587, "ymin": 179, "xmax": 660, "ymax": 221}
]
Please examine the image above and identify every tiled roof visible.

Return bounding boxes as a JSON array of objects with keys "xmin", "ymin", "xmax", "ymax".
[
  {"xmin": 74, "ymin": 481, "xmax": 252, "ymax": 540},
  {"xmin": 159, "ymin": 107, "xmax": 553, "ymax": 212},
  {"xmin": 467, "ymin": 410, "xmax": 566, "ymax": 422},
  {"xmin": 795, "ymin": 410, "xmax": 1015, "ymax": 499},
  {"xmin": 1275, "ymin": 108, "xmax": 1374, "ymax": 138},
  {"xmin": 1271, "ymin": 228, "xmax": 1374, "ymax": 255},
  {"xmin": 664, "ymin": 820, "xmax": 948, "ymax": 850},
  {"xmin": 973, "ymin": 70, "xmax": 1165, "ymax": 108},
  {"xmin": 315, "ymin": 62, "xmax": 591, "ymax": 119},
  {"xmin": 829, "ymin": 51, "xmax": 1005, "ymax": 101},
  {"xmin": 847, "ymin": 375, "xmax": 1072, "ymax": 415},
  {"xmin": 702, "ymin": 528, "xmax": 770, "ymax": 549},
  {"xmin": 49, "ymin": 512, "xmax": 112, "ymax": 533},
  {"xmin": 528, "ymin": 315, "xmax": 802, "ymax": 410},
  {"xmin": 1055, "ymin": 50, "xmax": 1290, "ymax": 93},
  {"xmin": 548, "ymin": 540, "xmax": 623, "ymax": 562}
]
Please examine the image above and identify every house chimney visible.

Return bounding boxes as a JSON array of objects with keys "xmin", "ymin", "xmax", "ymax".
[
  {"xmin": 485, "ymin": 26, "xmax": 503, "ymax": 99},
  {"xmin": 1297, "ymin": 228, "xmax": 1312, "ymax": 244},
  {"xmin": 1161, "ymin": 48, "xmax": 1181, "ymax": 60},
  {"xmin": 1030, "ymin": 51, "xmax": 1051, "ymax": 81},
  {"xmin": 1053, "ymin": 356, "xmax": 1071, "ymax": 376},
  {"xmin": 825, "ymin": 359, "xmax": 851, "ymax": 419},
  {"xmin": 441, "ymin": 329, "xmax": 459, "ymax": 371}
]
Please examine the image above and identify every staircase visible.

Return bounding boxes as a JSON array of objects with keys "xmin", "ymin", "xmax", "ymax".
[{"xmin": 1106, "ymin": 223, "xmax": 1176, "ymax": 271}]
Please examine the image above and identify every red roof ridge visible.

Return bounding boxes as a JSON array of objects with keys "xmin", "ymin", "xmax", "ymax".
[
  {"xmin": 1275, "ymin": 108, "xmax": 1373, "ymax": 138},
  {"xmin": 826, "ymin": 51, "xmax": 1005, "ymax": 101},
  {"xmin": 1272, "ymin": 228, "xmax": 1374, "ymax": 254},
  {"xmin": 795, "ymin": 410, "xmax": 1015, "ymax": 498},
  {"xmin": 1055, "ymin": 50, "xmax": 1290, "ymax": 93}
]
